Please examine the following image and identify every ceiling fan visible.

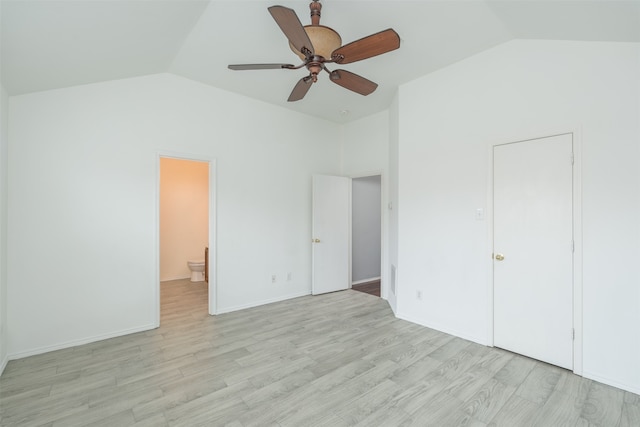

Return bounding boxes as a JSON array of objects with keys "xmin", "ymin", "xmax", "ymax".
[{"xmin": 228, "ymin": 0, "xmax": 400, "ymax": 102}]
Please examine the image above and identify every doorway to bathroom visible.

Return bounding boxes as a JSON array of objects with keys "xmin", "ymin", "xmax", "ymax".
[{"xmin": 158, "ymin": 155, "xmax": 216, "ymax": 325}]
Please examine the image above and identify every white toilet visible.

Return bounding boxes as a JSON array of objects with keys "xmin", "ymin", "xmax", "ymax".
[{"xmin": 187, "ymin": 259, "xmax": 205, "ymax": 282}]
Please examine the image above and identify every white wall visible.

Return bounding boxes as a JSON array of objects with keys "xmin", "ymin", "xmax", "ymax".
[
  {"xmin": 341, "ymin": 111, "xmax": 390, "ymax": 297},
  {"xmin": 396, "ymin": 40, "xmax": 640, "ymax": 394},
  {"xmin": 352, "ymin": 175, "xmax": 381, "ymax": 282},
  {"xmin": 0, "ymin": 83, "xmax": 8, "ymax": 373},
  {"xmin": 160, "ymin": 157, "xmax": 208, "ymax": 281},
  {"xmin": 7, "ymin": 73, "xmax": 342, "ymax": 357},
  {"xmin": 341, "ymin": 110, "xmax": 389, "ymax": 175}
]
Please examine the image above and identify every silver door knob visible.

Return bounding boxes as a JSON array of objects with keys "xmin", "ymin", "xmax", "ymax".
[
  {"xmin": 313, "ymin": 238, "xmax": 321, "ymax": 243},
  {"xmin": 495, "ymin": 253, "xmax": 505, "ymax": 261}
]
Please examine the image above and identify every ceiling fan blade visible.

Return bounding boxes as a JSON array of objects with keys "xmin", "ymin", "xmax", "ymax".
[
  {"xmin": 288, "ymin": 76, "xmax": 313, "ymax": 102},
  {"xmin": 268, "ymin": 6, "xmax": 314, "ymax": 57},
  {"xmin": 228, "ymin": 64, "xmax": 295, "ymax": 70},
  {"xmin": 329, "ymin": 70, "xmax": 378, "ymax": 96},
  {"xmin": 331, "ymin": 29, "xmax": 400, "ymax": 64}
]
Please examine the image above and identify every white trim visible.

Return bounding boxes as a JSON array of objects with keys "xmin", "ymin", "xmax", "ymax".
[
  {"xmin": 486, "ymin": 142, "xmax": 495, "ymax": 347},
  {"xmin": 216, "ymin": 291, "xmax": 311, "ymax": 315},
  {"xmin": 397, "ymin": 312, "xmax": 487, "ymax": 346},
  {"xmin": 160, "ymin": 275, "xmax": 191, "ymax": 282},
  {"xmin": 0, "ymin": 354, "xmax": 8, "ymax": 375},
  {"xmin": 381, "ymin": 172, "xmax": 388, "ymax": 301},
  {"xmin": 349, "ymin": 178, "xmax": 353, "ymax": 292},
  {"xmin": 349, "ymin": 170, "xmax": 385, "ymax": 179},
  {"xmin": 7, "ymin": 324, "xmax": 156, "ymax": 361},
  {"xmin": 351, "ymin": 277, "xmax": 381, "ymax": 286},
  {"xmin": 156, "ymin": 151, "xmax": 218, "ymax": 325},
  {"xmin": 487, "ymin": 127, "xmax": 583, "ymax": 376},
  {"xmin": 583, "ymin": 370, "xmax": 640, "ymax": 396},
  {"xmin": 572, "ymin": 127, "xmax": 584, "ymax": 376},
  {"xmin": 208, "ymin": 159, "xmax": 218, "ymax": 316}
]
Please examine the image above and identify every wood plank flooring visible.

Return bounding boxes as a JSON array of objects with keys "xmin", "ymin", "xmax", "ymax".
[
  {"xmin": 1, "ymin": 278, "xmax": 638, "ymax": 426},
  {"xmin": 352, "ymin": 280, "xmax": 381, "ymax": 297}
]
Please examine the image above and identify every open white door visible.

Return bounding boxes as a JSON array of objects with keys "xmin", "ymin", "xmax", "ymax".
[
  {"xmin": 312, "ymin": 174, "xmax": 350, "ymax": 295},
  {"xmin": 493, "ymin": 134, "xmax": 573, "ymax": 370}
]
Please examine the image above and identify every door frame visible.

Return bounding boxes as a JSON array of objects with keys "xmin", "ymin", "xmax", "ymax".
[
  {"xmin": 155, "ymin": 151, "xmax": 217, "ymax": 326},
  {"xmin": 349, "ymin": 171, "xmax": 386, "ymax": 299},
  {"xmin": 486, "ymin": 128, "xmax": 583, "ymax": 375}
]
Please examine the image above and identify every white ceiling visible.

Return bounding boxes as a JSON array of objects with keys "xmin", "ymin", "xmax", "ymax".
[{"xmin": 2, "ymin": 0, "xmax": 639, "ymax": 123}]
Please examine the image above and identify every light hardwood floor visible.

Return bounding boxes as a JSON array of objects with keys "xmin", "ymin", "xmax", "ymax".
[{"xmin": 1, "ymin": 279, "xmax": 638, "ymax": 426}]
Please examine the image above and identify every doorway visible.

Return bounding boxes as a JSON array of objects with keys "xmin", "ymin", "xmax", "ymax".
[
  {"xmin": 492, "ymin": 133, "xmax": 574, "ymax": 370},
  {"xmin": 157, "ymin": 155, "xmax": 216, "ymax": 325},
  {"xmin": 351, "ymin": 175, "xmax": 382, "ymax": 297},
  {"xmin": 311, "ymin": 174, "xmax": 384, "ymax": 298}
]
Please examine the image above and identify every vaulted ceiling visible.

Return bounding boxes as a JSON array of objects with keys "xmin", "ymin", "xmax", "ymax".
[{"xmin": 2, "ymin": 0, "xmax": 639, "ymax": 123}]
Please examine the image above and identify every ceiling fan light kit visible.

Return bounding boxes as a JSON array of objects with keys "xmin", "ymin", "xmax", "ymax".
[
  {"xmin": 289, "ymin": 25, "xmax": 341, "ymax": 60},
  {"xmin": 228, "ymin": 0, "xmax": 400, "ymax": 102}
]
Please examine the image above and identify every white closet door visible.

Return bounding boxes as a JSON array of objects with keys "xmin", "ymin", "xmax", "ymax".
[{"xmin": 493, "ymin": 134, "xmax": 573, "ymax": 370}]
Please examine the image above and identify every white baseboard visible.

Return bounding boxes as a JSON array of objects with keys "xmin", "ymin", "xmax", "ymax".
[
  {"xmin": 7, "ymin": 323, "xmax": 157, "ymax": 361},
  {"xmin": 217, "ymin": 290, "xmax": 311, "ymax": 314},
  {"xmin": 397, "ymin": 314, "xmax": 640, "ymax": 395},
  {"xmin": 160, "ymin": 276, "xmax": 190, "ymax": 282},
  {"xmin": 6, "ymin": 292, "xmax": 312, "ymax": 361},
  {"xmin": 351, "ymin": 276, "xmax": 381, "ymax": 286},
  {"xmin": 396, "ymin": 311, "xmax": 488, "ymax": 346},
  {"xmin": 0, "ymin": 353, "xmax": 8, "ymax": 376},
  {"xmin": 583, "ymin": 370, "xmax": 640, "ymax": 395}
]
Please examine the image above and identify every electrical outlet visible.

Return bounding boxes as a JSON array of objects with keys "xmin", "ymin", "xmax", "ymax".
[
  {"xmin": 271, "ymin": 274, "xmax": 276, "ymax": 283},
  {"xmin": 287, "ymin": 272, "xmax": 292, "ymax": 281},
  {"xmin": 416, "ymin": 290, "xmax": 423, "ymax": 300}
]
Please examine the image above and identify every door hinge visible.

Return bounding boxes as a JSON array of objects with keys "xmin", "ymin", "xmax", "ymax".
[
  {"xmin": 571, "ymin": 240, "xmax": 574, "ymax": 252},
  {"xmin": 572, "ymin": 328, "xmax": 575, "ymax": 340},
  {"xmin": 570, "ymin": 153, "xmax": 574, "ymax": 165}
]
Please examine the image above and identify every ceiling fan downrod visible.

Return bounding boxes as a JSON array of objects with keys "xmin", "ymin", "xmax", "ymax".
[
  {"xmin": 304, "ymin": 1, "xmax": 333, "ymax": 83},
  {"xmin": 310, "ymin": 0, "xmax": 321, "ymax": 26}
]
